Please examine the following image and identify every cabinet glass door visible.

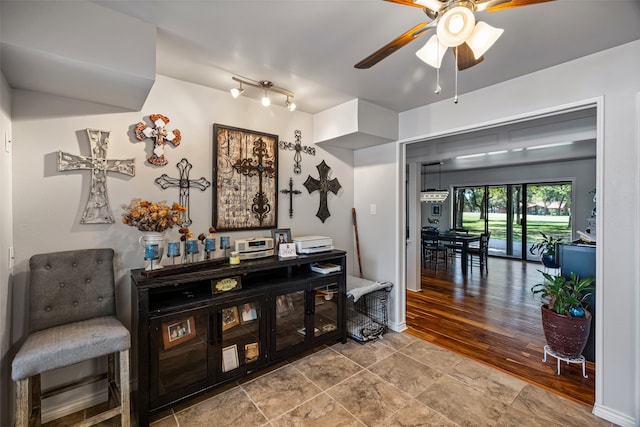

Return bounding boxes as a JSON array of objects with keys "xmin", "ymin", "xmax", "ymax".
[
  {"xmin": 313, "ymin": 281, "xmax": 340, "ymax": 337},
  {"xmin": 219, "ymin": 297, "xmax": 264, "ymax": 376},
  {"xmin": 274, "ymin": 289, "xmax": 306, "ymax": 353},
  {"xmin": 150, "ymin": 310, "xmax": 210, "ymax": 406}
]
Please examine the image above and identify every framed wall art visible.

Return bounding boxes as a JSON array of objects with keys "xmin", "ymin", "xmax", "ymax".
[
  {"xmin": 213, "ymin": 124, "xmax": 279, "ymax": 231},
  {"xmin": 431, "ymin": 204, "xmax": 441, "ymax": 216},
  {"xmin": 162, "ymin": 316, "xmax": 196, "ymax": 350}
]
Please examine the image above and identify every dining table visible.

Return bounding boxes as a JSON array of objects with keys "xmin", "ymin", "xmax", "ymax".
[{"xmin": 437, "ymin": 232, "xmax": 481, "ymax": 275}]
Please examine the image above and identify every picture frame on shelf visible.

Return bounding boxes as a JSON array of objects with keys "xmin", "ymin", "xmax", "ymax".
[
  {"xmin": 244, "ymin": 342, "xmax": 259, "ymax": 363},
  {"xmin": 271, "ymin": 228, "xmax": 291, "ymax": 251},
  {"xmin": 222, "ymin": 306, "xmax": 240, "ymax": 331},
  {"xmin": 162, "ymin": 316, "xmax": 196, "ymax": 350},
  {"xmin": 275, "ymin": 294, "xmax": 294, "ymax": 317},
  {"xmin": 239, "ymin": 302, "xmax": 258, "ymax": 324},
  {"xmin": 222, "ymin": 344, "xmax": 239, "ymax": 372},
  {"xmin": 213, "ymin": 124, "xmax": 278, "ymax": 231}
]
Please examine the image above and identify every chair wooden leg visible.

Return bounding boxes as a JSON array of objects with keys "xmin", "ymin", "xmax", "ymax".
[
  {"xmin": 16, "ymin": 378, "xmax": 29, "ymax": 427},
  {"xmin": 119, "ymin": 349, "xmax": 130, "ymax": 427}
]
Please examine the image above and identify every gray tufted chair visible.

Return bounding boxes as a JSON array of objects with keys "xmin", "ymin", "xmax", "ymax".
[{"xmin": 11, "ymin": 248, "xmax": 130, "ymax": 426}]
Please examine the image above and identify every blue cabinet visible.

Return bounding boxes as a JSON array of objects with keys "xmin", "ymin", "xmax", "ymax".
[{"xmin": 557, "ymin": 243, "xmax": 596, "ymax": 362}]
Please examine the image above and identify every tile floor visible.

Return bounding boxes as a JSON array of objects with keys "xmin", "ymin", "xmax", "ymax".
[{"xmin": 144, "ymin": 332, "xmax": 614, "ymax": 427}]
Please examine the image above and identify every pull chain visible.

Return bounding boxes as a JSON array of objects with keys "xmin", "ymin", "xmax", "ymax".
[
  {"xmin": 454, "ymin": 47, "xmax": 459, "ymax": 104},
  {"xmin": 435, "ymin": 37, "xmax": 441, "ymax": 94}
]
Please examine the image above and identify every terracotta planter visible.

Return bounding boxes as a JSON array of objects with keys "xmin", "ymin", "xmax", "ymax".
[{"xmin": 541, "ymin": 305, "xmax": 591, "ymax": 358}]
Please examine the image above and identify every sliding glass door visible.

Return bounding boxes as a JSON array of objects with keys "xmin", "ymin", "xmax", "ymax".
[
  {"xmin": 454, "ymin": 182, "xmax": 571, "ymax": 261},
  {"xmin": 524, "ymin": 183, "xmax": 572, "ymax": 261}
]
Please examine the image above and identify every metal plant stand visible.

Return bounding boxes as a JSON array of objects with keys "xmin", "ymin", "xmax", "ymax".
[{"xmin": 543, "ymin": 345, "xmax": 587, "ymax": 378}]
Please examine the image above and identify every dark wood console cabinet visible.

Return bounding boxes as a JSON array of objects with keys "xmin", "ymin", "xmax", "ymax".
[{"xmin": 130, "ymin": 250, "xmax": 346, "ymax": 426}]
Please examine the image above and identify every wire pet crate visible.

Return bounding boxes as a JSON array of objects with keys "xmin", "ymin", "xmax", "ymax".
[{"xmin": 346, "ymin": 276, "xmax": 393, "ymax": 343}]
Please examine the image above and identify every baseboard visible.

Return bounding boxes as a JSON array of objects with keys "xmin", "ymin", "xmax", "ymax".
[
  {"xmin": 407, "ymin": 288, "xmax": 423, "ymax": 293},
  {"xmin": 592, "ymin": 402, "xmax": 637, "ymax": 427},
  {"xmin": 388, "ymin": 321, "xmax": 407, "ymax": 333}
]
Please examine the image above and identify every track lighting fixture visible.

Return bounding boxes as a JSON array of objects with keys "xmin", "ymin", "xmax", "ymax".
[{"xmin": 230, "ymin": 76, "xmax": 295, "ymax": 111}]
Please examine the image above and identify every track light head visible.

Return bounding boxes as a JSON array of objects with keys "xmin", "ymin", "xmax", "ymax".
[
  {"xmin": 261, "ymin": 92, "xmax": 271, "ymax": 107},
  {"xmin": 286, "ymin": 97, "xmax": 296, "ymax": 112},
  {"xmin": 230, "ymin": 82, "xmax": 244, "ymax": 98}
]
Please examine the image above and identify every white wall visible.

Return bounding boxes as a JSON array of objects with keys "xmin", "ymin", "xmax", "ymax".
[
  {"xmin": 354, "ymin": 142, "xmax": 404, "ymax": 331},
  {"xmin": 9, "ymin": 74, "xmax": 355, "ymax": 420},
  {"xmin": 0, "ymin": 71, "xmax": 14, "ymax": 427},
  {"xmin": 398, "ymin": 40, "xmax": 640, "ymax": 426}
]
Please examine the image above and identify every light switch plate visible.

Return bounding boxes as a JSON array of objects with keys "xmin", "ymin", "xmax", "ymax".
[
  {"xmin": 4, "ymin": 132, "xmax": 11, "ymax": 154},
  {"xmin": 370, "ymin": 204, "xmax": 377, "ymax": 215}
]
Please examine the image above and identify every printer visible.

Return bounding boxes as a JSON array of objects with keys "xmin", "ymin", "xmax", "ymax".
[{"xmin": 292, "ymin": 236, "xmax": 334, "ymax": 254}]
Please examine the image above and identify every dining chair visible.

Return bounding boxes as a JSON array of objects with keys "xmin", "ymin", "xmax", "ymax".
[
  {"xmin": 444, "ymin": 229, "xmax": 466, "ymax": 262},
  {"xmin": 422, "ymin": 230, "xmax": 448, "ymax": 270},
  {"xmin": 468, "ymin": 232, "xmax": 491, "ymax": 273},
  {"xmin": 11, "ymin": 248, "xmax": 130, "ymax": 426}
]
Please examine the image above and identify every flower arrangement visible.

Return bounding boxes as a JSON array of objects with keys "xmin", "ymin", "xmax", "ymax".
[{"xmin": 121, "ymin": 198, "xmax": 185, "ymax": 232}]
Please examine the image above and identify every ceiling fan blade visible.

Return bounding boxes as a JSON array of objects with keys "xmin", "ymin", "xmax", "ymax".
[
  {"xmin": 384, "ymin": 0, "xmax": 428, "ymax": 9},
  {"xmin": 355, "ymin": 22, "xmax": 430, "ymax": 69},
  {"xmin": 453, "ymin": 43, "xmax": 484, "ymax": 71},
  {"xmin": 486, "ymin": 0, "xmax": 555, "ymax": 12}
]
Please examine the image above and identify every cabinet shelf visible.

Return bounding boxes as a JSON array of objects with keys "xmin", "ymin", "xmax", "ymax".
[{"xmin": 131, "ymin": 250, "xmax": 346, "ymax": 426}]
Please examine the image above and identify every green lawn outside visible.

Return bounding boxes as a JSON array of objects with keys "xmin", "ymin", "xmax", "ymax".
[{"xmin": 461, "ymin": 212, "xmax": 571, "ymax": 242}]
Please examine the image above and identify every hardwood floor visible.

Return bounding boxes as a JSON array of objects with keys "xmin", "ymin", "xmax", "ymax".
[{"xmin": 406, "ymin": 255, "xmax": 595, "ymax": 407}]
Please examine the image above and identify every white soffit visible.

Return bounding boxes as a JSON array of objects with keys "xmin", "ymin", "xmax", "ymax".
[
  {"xmin": 0, "ymin": 1, "xmax": 156, "ymax": 110},
  {"xmin": 313, "ymin": 99, "xmax": 399, "ymax": 150}
]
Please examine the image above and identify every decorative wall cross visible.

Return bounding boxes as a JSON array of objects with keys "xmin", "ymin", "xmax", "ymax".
[
  {"xmin": 155, "ymin": 158, "xmax": 211, "ymax": 226},
  {"xmin": 279, "ymin": 130, "xmax": 315, "ymax": 174},
  {"xmin": 58, "ymin": 129, "xmax": 135, "ymax": 224},
  {"xmin": 280, "ymin": 178, "xmax": 302, "ymax": 218},
  {"xmin": 304, "ymin": 160, "xmax": 341, "ymax": 223},
  {"xmin": 135, "ymin": 113, "xmax": 182, "ymax": 166},
  {"xmin": 232, "ymin": 137, "xmax": 276, "ymax": 225}
]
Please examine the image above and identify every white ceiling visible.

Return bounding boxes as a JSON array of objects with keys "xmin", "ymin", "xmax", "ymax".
[
  {"xmin": 3, "ymin": 0, "xmax": 640, "ymax": 116},
  {"xmin": 93, "ymin": 0, "xmax": 640, "ymax": 114}
]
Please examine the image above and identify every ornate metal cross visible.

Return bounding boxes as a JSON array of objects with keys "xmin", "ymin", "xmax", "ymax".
[
  {"xmin": 304, "ymin": 160, "xmax": 341, "ymax": 223},
  {"xmin": 134, "ymin": 113, "xmax": 182, "ymax": 166},
  {"xmin": 155, "ymin": 158, "xmax": 211, "ymax": 226},
  {"xmin": 233, "ymin": 137, "xmax": 276, "ymax": 225},
  {"xmin": 58, "ymin": 129, "xmax": 135, "ymax": 224},
  {"xmin": 279, "ymin": 130, "xmax": 315, "ymax": 174},
  {"xmin": 280, "ymin": 177, "xmax": 302, "ymax": 218}
]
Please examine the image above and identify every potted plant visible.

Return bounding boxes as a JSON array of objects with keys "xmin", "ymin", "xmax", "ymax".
[
  {"xmin": 531, "ymin": 271, "xmax": 595, "ymax": 358},
  {"xmin": 529, "ymin": 231, "xmax": 563, "ymax": 268}
]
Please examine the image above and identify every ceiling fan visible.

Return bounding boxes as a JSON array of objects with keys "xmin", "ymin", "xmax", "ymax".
[{"xmin": 355, "ymin": 0, "xmax": 554, "ymax": 71}]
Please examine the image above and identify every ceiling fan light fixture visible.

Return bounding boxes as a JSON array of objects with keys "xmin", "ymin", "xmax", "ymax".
[
  {"xmin": 466, "ymin": 21, "xmax": 504, "ymax": 59},
  {"xmin": 437, "ymin": 5, "xmax": 475, "ymax": 47},
  {"xmin": 416, "ymin": 34, "xmax": 447, "ymax": 68}
]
